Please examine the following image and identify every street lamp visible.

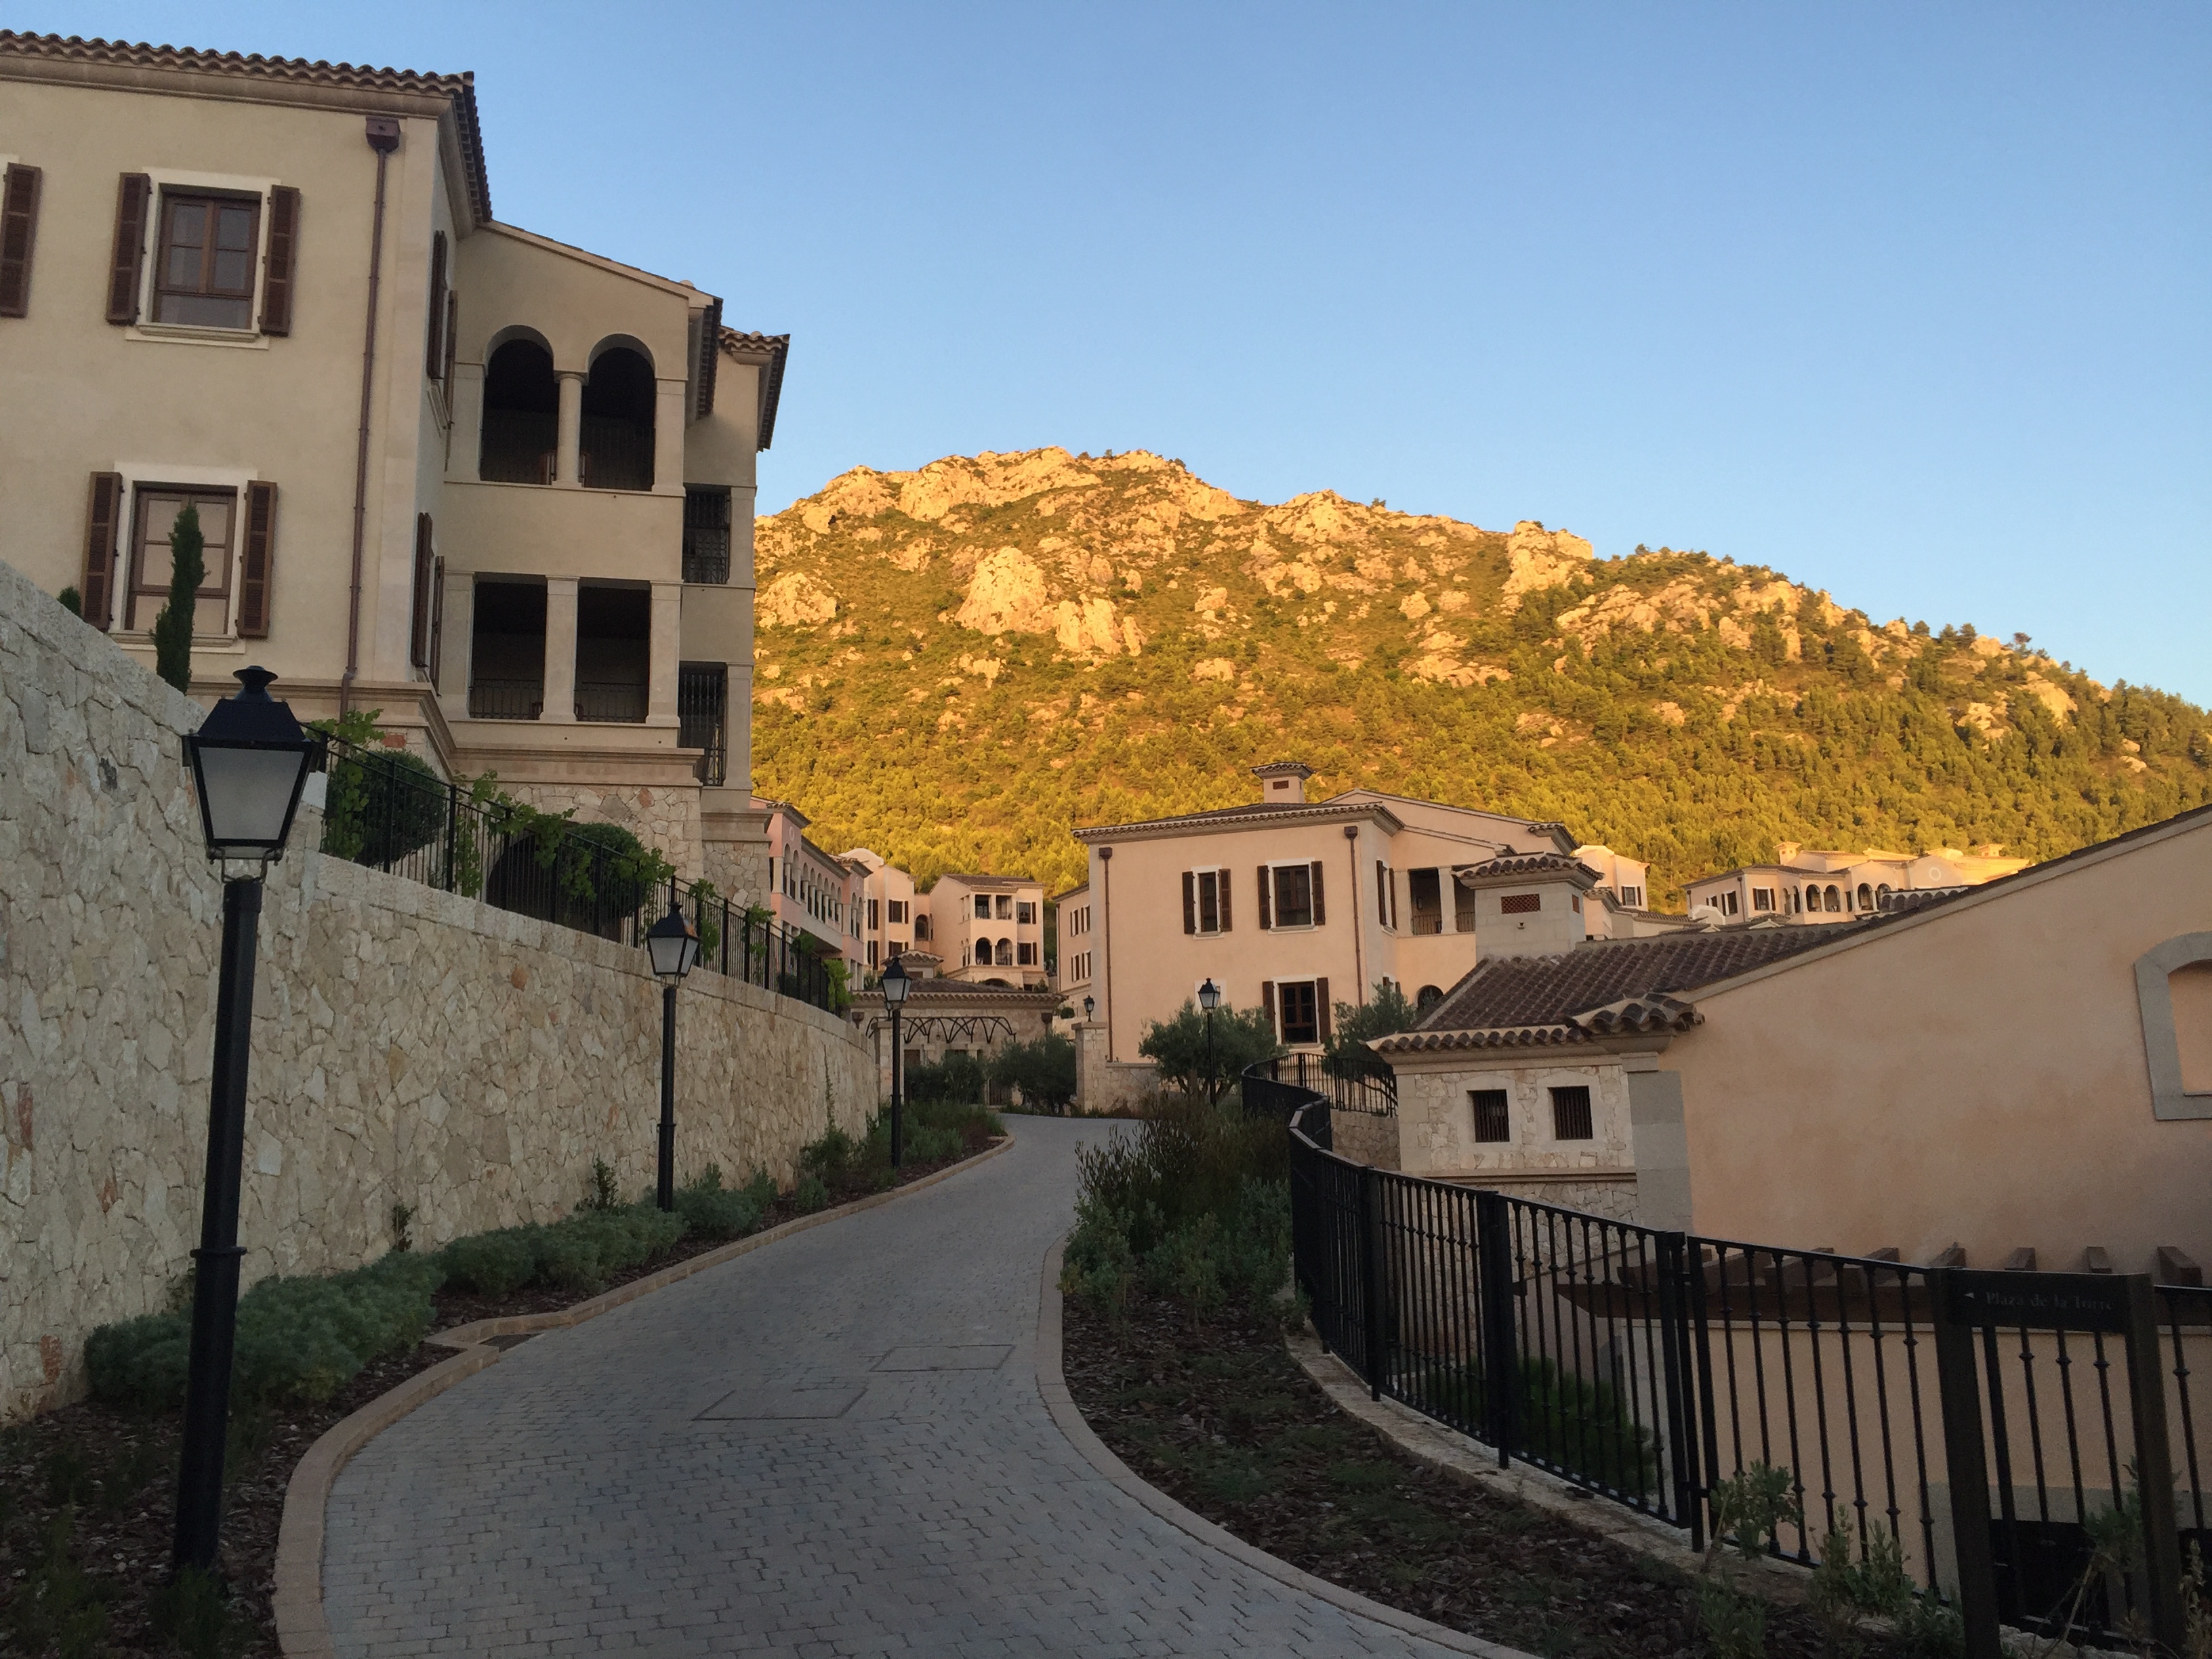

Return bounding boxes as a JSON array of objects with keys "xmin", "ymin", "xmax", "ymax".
[
  {"xmin": 882, "ymin": 954, "xmax": 912, "ymax": 1167},
  {"xmin": 1197, "ymin": 977, "xmax": 1223, "ymax": 1106},
  {"xmin": 175, "ymin": 667, "xmax": 316, "ymax": 1576},
  {"xmin": 1083, "ymin": 995, "xmax": 1095, "ymax": 1023},
  {"xmin": 644, "ymin": 893, "xmax": 700, "ymax": 1212}
]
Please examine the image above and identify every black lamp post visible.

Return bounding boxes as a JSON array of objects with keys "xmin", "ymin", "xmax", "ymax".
[
  {"xmin": 1083, "ymin": 994, "xmax": 1095, "ymax": 1024},
  {"xmin": 1198, "ymin": 977, "xmax": 1223, "ymax": 1106},
  {"xmin": 644, "ymin": 893, "xmax": 700, "ymax": 1211},
  {"xmin": 175, "ymin": 667, "xmax": 316, "ymax": 1576},
  {"xmin": 882, "ymin": 954, "xmax": 912, "ymax": 1166}
]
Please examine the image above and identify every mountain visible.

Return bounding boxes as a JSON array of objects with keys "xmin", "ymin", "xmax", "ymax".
[{"xmin": 751, "ymin": 448, "xmax": 2211, "ymax": 905}]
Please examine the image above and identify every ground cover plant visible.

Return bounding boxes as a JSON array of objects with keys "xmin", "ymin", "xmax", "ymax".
[{"xmin": 5, "ymin": 1122, "xmax": 1001, "ymax": 1656}]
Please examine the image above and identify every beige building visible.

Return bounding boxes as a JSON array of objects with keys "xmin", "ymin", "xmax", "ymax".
[
  {"xmin": 927, "ymin": 873, "xmax": 1049, "ymax": 989},
  {"xmin": 1055, "ymin": 882, "xmax": 1094, "ymax": 1008},
  {"xmin": 1371, "ymin": 804, "xmax": 2212, "ymax": 1272},
  {"xmin": 844, "ymin": 848, "xmax": 924, "ymax": 977},
  {"xmin": 847, "ymin": 972, "xmax": 1059, "ymax": 1100},
  {"xmin": 1069, "ymin": 760, "xmax": 1665, "ymax": 1108},
  {"xmin": 1685, "ymin": 842, "xmax": 2030, "ymax": 922},
  {"xmin": 752, "ymin": 798, "xmax": 859, "ymax": 964},
  {"xmin": 0, "ymin": 31, "xmax": 786, "ymax": 898}
]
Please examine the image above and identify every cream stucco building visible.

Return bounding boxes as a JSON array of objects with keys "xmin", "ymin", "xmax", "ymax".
[
  {"xmin": 752, "ymin": 798, "xmax": 860, "ymax": 965},
  {"xmin": 0, "ymin": 31, "xmax": 785, "ymax": 899},
  {"xmin": 927, "ymin": 874, "xmax": 1050, "ymax": 989},
  {"xmin": 844, "ymin": 848, "xmax": 924, "ymax": 977},
  {"xmin": 1069, "ymin": 760, "xmax": 1669, "ymax": 1109},
  {"xmin": 1372, "ymin": 804, "xmax": 2212, "ymax": 1273},
  {"xmin": 1684, "ymin": 842, "xmax": 2031, "ymax": 922}
]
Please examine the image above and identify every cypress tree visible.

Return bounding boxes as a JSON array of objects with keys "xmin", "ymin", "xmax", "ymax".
[{"xmin": 152, "ymin": 502, "xmax": 204, "ymax": 693}]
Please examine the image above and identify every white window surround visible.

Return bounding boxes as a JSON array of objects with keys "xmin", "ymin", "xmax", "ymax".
[
  {"xmin": 1263, "ymin": 860, "xmax": 1319, "ymax": 931},
  {"xmin": 2137, "ymin": 933, "xmax": 2212, "ymax": 1121},
  {"xmin": 104, "ymin": 463, "xmax": 261, "ymax": 646},
  {"xmin": 124, "ymin": 168, "xmax": 281, "ymax": 351}
]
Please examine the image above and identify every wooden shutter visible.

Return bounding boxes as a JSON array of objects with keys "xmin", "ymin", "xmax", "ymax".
[
  {"xmin": 80, "ymin": 472, "xmax": 121, "ymax": 628},
  {"xmin": 1257, "ymin": 866, "xmax": 1272, "ymax": 929},
  {"xmin": 428, "ymin": 556, "xmax": 445, "ymax": 686},
  {"xmin": 1317, "ymin": 979, "xmax": 1332, "ymax": 1040},
  {"xmin": 442, "ymin": 289, "xmax": 458, "ymax": 392},
  {"xmin": 1218, "ymin": 867, "xmax": 1231, "ymax": 932},
  {"xmin": 410, "ymin": 514, "xmax": 437, "ymax": 665},
  {"xmin": 106, "ymin": 173, "xmax": 150, "ymax": 324},
  {"xmin": 1181, "ymin": 871, "xmax": 1195, "ymax": 935},
  {"xmin": 259, "ymin": 186, "xmax": 300, "ymax": 335},
  {"xmin": 424, "ymin": 232, "xmax": 447, "ymax": 377},
  {"xmin": 1310, "ymin": 860, "xmax": 1326, "ymax": 926},
  {"xmin": 1261, "ymin": 981, "xmax": 1276, "ymax": 1036},
  {"xmin": 237, "ymin": 481, "xmax": 277, "ymax": 637},
  {"xmin": 0, "ymin": 163, "xmax": 41, "ymax": 318}
]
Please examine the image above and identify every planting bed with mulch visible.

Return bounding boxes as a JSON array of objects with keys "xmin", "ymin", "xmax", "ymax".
[
  {"xmin": 1061, "ymin": 1288, "xmax": 1927, "ymax": 1659},
  {"xmin": 1, "ymin": 1133, "xmax": 1002, "ymax": 1658}
]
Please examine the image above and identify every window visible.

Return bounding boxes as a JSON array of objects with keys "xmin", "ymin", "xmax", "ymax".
[
  {"xmin": 481, "ymin": 338, "xmax": 559, "ymax": 483},
  {"xmin": 994, "ymin": 939, "xmax": 1014, "ymax": 967},
  {"xmin": 155, "ymin": 190, "xmax": 258, "ymax": 328},
  {"xmin": 974, "ymin": 895, "xmax": 991, "ymax": 920},
  {"xmin": 1752, "ymin": 887, "xmax": 1774, "ymax": 912},
  {"xmin": 1499, "ymin": 892, "xmax": 1541, "ymax": 916},
  {"xmin": 1183, "ymin": 868, "xmax": 1231, "ymax": 935},
  {"xmin": 1621, "ymin": 885, "xmax": 1643, "ymax": 909},
  {"xmin": 867, "ymin": 939, "xmax": 879, "ymax": 967},
  {"xmin": 1857, "ymin": 883, "xmax": 1873, "ymax": 912},
  {"xmin": 1472, "ymin": 1089, "xmax": 1511, "ymax": 1143},
  {"xmin": 1455, "ymin": 874, "xmax": 1477, "ymax": 932},
  {"xmin": 1825, "ymin": 885, "xmax": 1841, "ymax": 913},
  {"xmin": 1279, "ymin": 981, "xmax": 1320, "ymax": 1045},
  {"xmin": 868, "ymin": 899, "xmax": 881, "ymax": 930},
  {"xmin": 1551, "ymin": 1086, "xmax": 1593, "ymax": 1141},
  {"xmin": 890, "ymin": 900, "xmax": 908, "ymax": 925},
  {"xmin": 1718, "ymin": 890, "xmax": 1740, "ymax": 918},
  {"xmin": 683, "ymin": 487, "xmax": 732, "ymax": 583},
  {"xmin": 1416, "ymin": 985, "xmax": 1443, "ymax": 1012},
  {"xmin": 1271, "ymin": 863, "xmax": 1317, "ymax": 928},
  {"xmin": 915, "ymin": 914, "xmax": 932, "ymax": 942},
  {"xmin": 579, "ymin": 346, "xmax": 655, "ymax": 491},
  {"xmin": 1016, "ymin": 901, "xmax": 1036, "ymax": 926},
  {"xmin": 575, "ymin": 583, "xmax": 649, "ymax": 721},
  {"xmin": 127, "ymin": 487, "xmax": 235, "ymax": 634},
  {"xmin": 1408, "ymin": 867, "xmax": 1442, "ymax": 935},
  {"xmin": 995, "ymin": 894, "xmax": 1013, "ymax": 920},
  {"xmin": 1018, "ymin": 942, "xmax": 1037, "ymax": 966},
  {"xmin": 1876, "ymin": 884, "xmax": 1893, "ymax": 911}
]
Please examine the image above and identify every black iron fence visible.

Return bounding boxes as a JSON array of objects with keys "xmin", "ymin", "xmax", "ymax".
[
  {"xmin": 312, "ymin": 733, "xmax": 836, "ymax": 1015},
  {"xmin": 1265, "ymin": 1065, "xmax": 2212, "ymax": 1655},
  {"xmin": 1248, "ymin": 1051, "xmax": 1397, "ymax": 1120}
]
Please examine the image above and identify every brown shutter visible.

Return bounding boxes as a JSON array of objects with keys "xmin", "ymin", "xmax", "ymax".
[
  {"xmin": 0, "ymin": 163, "xmax": 42, "ymax": 318},
  {"xmin": 259, "ymin": 186, "xmax": 300, "ymax": 335},
  {"xmin": 428, "ymin": 556, "xmax": 445, "ymax": 686},
  {"xmin": 1261, "ymin": 980, "xmax": 1276, "ymax": 1036},
  {"xmin": 237, "ymin": 481, "xmax": 277, "ymax": 637},
  {"xmin": 1257, "ymin": 866, "xmax": 1272, "ymax": 929},
  {"xmin": 1311, "ymin": 860, "xmax": 1327, "ymax": 926},
  {"xmin": 106, "ymin": 173, "xmax": 150, "ymax": 324},
  {"xmin": 410, "ymin": 514, "xmax": 434, "ymax": 666},
  {"xmin": 1317, "ymin": 979, "xmax": 1332, "ymax": 1040},
  {"xmin": 424, "ymin": 231, "xmax": 446, "ymax": 377},
  {"xmin": 1181, "ymin": 871, "xmax": 1195, "ymax": 935},
  {"xmin": 442, "ymin": 289, "xmax": 459, "ymax": 392},
  {"xmin": 1218, "ymin": 867, "xmax": 1231, "ymax": 932},
  {"xmin": 80, "ymin": 472, "xmax": 121, "ymax": 628}
]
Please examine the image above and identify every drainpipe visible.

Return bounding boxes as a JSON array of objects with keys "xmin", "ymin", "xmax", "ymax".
[
  {"xmin": 341, "ymin": 115, "xmax": 402, "ymax": 716},
  {"xmin": 1345, "ymin": 823, "xmax": 1366, "ymax": 1006},
  {"xmin": 1098, "ymin": 846, "xmax": 1114, "ymax": 1060}
]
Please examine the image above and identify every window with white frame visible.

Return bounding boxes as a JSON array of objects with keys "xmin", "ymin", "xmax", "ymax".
[
  {"xmin": 1181, "ymin": 867, "xmax": 1231, "ymax": 935},
  {"xmin": 1751, "ymin": 887, "xmax": 1775, "ymax": 912}
]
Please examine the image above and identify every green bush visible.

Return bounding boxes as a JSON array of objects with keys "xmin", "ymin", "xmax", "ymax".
[
  {"xmin": 1136, "ymin": 1000, "xmax": 1283, "ymax": 1098},
  {"xmin": 988, "ymin": 1033, "xmax": 1076, "ymax": 1111},
  {"xmin": 798, "ymin": 1121, "xmax": 859, "ymax": 1181},
  {"xmin": 1406, "ymin": 1354, "xmax": 1660, "ymax": 1499},
  {"xmin": 793, "ymin": 1172, "xmax": 830, "ymax": 1212},
  {"xmin": 440, "ymin": 1229, "xmax": 536, "ymax": 1295},
  {"xmin": 903, "ymin": 1050, "xmax": 986, "ymax": 1105},
  {"xmin": 676, "ymin": 1166, "xmax": 762, "ymax": 1242}
]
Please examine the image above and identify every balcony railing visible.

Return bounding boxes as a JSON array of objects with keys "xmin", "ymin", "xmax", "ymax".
[
  {"xmin": 575, "ymin": 680, "xmax": 647, "ymax": 722},
  {"xmin": 579, "ymin": 416, "xmax": 651, "ymax": 491},
  {"xmin": 468, "ymin": 678, "xmax": 543, "ymax": 720},
  {"xmin": 480, "ymin": 410, "xmax": 557, "ymax": 485},
  {"xmin": 1410, "ymin": 912, "xmax": 1443, "ymax": 935}
]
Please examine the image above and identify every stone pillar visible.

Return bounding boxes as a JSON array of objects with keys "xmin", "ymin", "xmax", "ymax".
[
  {"xmin": 654, "ymin": 377, "xmax": 687, "ymax": 496},
  {"xmin": 555, "ymin": 371, "xmax": 584, "ymax": 489},
  {"xmin": 438, "ymin": 567, "xmax": 474, "ymax": 710},
  {"xmin": 648, "ymin": 581, "xmax": 681, "ymax": 729},
  {"xmin": 542, "ymin": 577, "xmax": 578, "ymax": 722},
  {"xmin": 447, "ymin": 359, "xmax": 485, "ymax": 482}
]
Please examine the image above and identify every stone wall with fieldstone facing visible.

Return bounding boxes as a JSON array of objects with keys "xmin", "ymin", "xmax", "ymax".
[{"xmin": 0, "ymin": 558, "xmax": 869, "ymax": 1422}]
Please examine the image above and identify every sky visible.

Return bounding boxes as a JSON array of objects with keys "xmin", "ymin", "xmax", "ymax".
[{"xmin": 29, "ymin": 3, "xmax": 2212, "ymax": 701}]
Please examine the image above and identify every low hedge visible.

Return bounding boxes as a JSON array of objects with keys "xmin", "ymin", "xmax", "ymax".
[{"xmin": 437, "ymin": 1203, "xmax": 688, "ymax": 1296}]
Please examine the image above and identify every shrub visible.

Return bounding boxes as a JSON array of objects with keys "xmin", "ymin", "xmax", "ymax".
[
  {"xmin": 676, "ymin": 1166, "xmax": 762, "ymax": 1242},
  {"xmin": 1136, "ymin": 1000, "xmax": 1282, "ymax": 1098},
  {"xmin": 793, "ymin": 1172, "xmax": 830, "ymax": 1213},
  {"xmin": 440, "ymin": 1229, "xmax": 537, "ymax": 1296},
  {"xmin": 988, "ymin": 1033, "xmax": 1076, "ymax": 1111},
  {"xmin": 799, "ymin": 1122, "xmax": 858, "ymax": 1181},
  {"xmin": 739, "ymin": 1165, "xmax": 777, "ymax": 1212},
  {"xmin": 903, "ymin": 1051, "xmax": 986, "ymax": 1105}
]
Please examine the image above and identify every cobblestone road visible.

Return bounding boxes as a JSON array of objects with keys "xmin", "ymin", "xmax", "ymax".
[{"xmin": 323, "ymin": 1118, "xmax": 1462, "ymax": 1656}]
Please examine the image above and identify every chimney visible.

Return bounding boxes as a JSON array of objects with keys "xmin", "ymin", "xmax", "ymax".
[
  {"xmin": 1458, "ymin": 853, "xmax": 1599, "ymax": 959},
  {"xmin": 1252, "ymin": 760, "xmax": 1313, "ymax": 805}
]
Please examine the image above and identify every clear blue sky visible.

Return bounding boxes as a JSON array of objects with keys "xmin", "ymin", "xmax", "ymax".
[{"xmin": 33, "ymin": 3, "xmax": 2212, "ymax": 701}]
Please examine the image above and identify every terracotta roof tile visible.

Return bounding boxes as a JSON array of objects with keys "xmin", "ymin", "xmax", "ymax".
[
  {"xmin": 0, "ymin": 31, "xmax": 492, "ymax": 222},
  {"xmin": 1464, "ymin": 851, "xmax": 1595, "ymax": 880},
  {"xmin": 718, "ymin": 329, "xmax": 790, "ymax": 450}
]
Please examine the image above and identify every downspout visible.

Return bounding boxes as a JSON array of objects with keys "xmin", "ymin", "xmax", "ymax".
[
  {"xmin": 342, "ymin": 115, "xmax": 402, "ymax": 716},
  {"xmin": 1098, "ymin": 846, "xmax": 1114, "ymax": 1061},
  {"xmin": 1345, "ymin": 823, "xmax": 1366, "ymax": 1006}
]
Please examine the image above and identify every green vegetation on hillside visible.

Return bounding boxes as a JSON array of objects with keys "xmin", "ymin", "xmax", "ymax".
[{"xmin": 752, "ymin": 449, "xmax": 2211, "ymax": 907}]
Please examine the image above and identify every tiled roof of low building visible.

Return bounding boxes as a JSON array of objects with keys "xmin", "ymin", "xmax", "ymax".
[
  {"xmin": 0, "ymin": 31, "xmax": 493, "ymax": 222},
  {"xmin": 1394, "ymin": 924, "xmax": 1857, "ymax": 1044}
]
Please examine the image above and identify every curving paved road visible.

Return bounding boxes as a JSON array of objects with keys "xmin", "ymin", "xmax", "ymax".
[{"xmin": 323, "ymin": 1118, "xmax": 1465, "ymax": 1656}]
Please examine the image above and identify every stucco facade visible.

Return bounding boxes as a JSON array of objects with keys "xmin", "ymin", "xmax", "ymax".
[{"xmin": 928, "ymin": 873, "xmax": 1050, "ymax": 988}]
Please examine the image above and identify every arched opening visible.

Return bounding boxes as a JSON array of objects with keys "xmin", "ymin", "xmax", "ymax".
[
  {"xmin": 480, "ymin": 336, "xmax": 558, "ymax": 483},
  {"xmin": 1824, "ymin": 885, "xmax": 1841, "ymax": 912},
  {"xmin": 994, "ymin": 939, "xmax": 1014, "ymax": 967},
  {"xmin": 1858, "ymin": 882, "xmax": 1875, "ymax": 912},
  {"xmin": 1803, "ymin": 885, "xmax": 1819, "ymax": 912},
  {"xmin": 581, "ymin": 344, "xmax": 654, "ymax": 491},
  {"xmin": 1877, "ymin": 882, "xmax": 1893, "ymax": 911},
  {"xmin": 1416, "ymin": 985, "xmax": 1443, "ymax": 1013}
]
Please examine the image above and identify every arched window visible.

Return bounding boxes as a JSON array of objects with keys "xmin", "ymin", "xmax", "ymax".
[
  {"xmin": 1877, "ymin": 882, "xmax": 1893, "ymax": 911},
  {"xmin": 1416, "ymin": 985, "xmax": 1443, "ymax": 1013},
  {"xmin": 1804, "ymin": 885, "xmax": 1820, "ymax": 912},
  {"xmin": 995, "ymin": 939, "xmax": 1014, "ymax": 967},
  {"xmin": 480, "ymin": 335, "xmax": 557, "ymax": 483},
  {"xmin": 1858, "ymin": 883, "xmax": 1874, "ymax": 912},
  {"xmin": 1824, "ymin": 885, "xmax": 1841, "ymax": 912},
  {"xmin": 581, "ymin": 343, "xmax": 655, "ymax": 491}
]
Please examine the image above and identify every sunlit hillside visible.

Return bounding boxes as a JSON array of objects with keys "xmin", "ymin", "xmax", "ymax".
[{"xmin": 750, "ymin": 448, "xmax": 2211, "ymax": 905}]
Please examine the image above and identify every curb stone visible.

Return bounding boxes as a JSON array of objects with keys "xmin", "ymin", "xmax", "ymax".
[
  {"xmin": 271, "ymin": 1132, "xmax": 1014, "ymax": 1658},
  {"xmin": 1035, "ymin": 1235, "xmax": 1536, "ymax": 1659}
]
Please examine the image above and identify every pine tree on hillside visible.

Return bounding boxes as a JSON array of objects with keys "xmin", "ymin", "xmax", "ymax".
[{"xmin": 152, "ymin": 502, "xmax": 204, "ymax": 694}]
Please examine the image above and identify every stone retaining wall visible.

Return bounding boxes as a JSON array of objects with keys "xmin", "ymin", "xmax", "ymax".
[{"xmin": 0, "ymin": 559, "xmax": 869, "ymax": 1421}]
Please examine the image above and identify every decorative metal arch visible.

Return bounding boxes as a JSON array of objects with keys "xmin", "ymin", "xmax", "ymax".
[{"xmin": 866, "ymin": 1012, "xmax": 1020, "ymax": 1048}]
